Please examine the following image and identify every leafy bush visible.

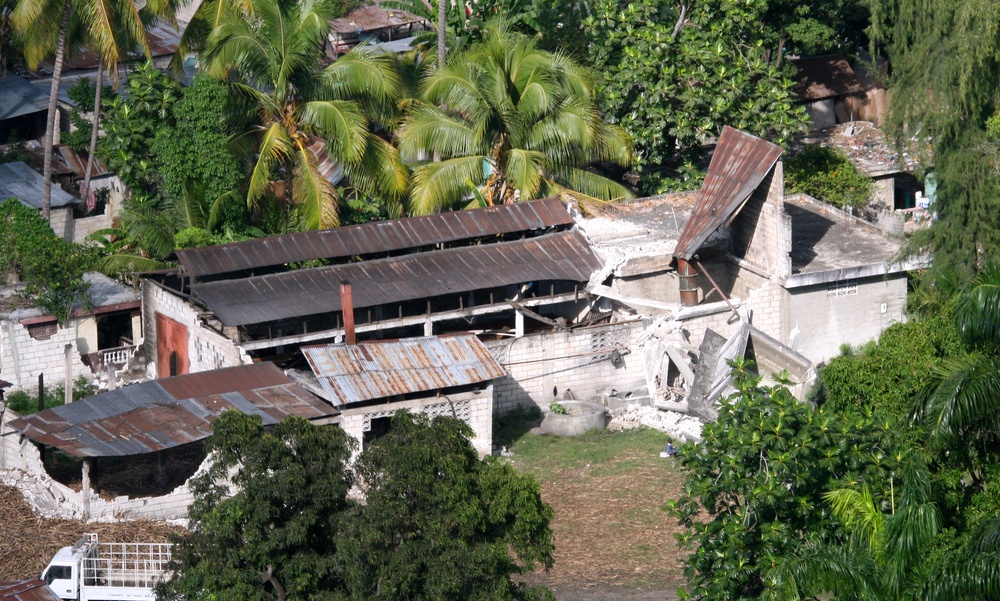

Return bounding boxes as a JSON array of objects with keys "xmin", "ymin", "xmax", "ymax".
[
  {"xmin": 785, "ymin": 144, "xmax": 873, "ymax": 211},
  {"xmin": 5, "ymin": 376, "xmax": 97, "ymax": 414},
  {"xmin": 174, "ymin": 227, "xmax": 217, "ymax": 249}
]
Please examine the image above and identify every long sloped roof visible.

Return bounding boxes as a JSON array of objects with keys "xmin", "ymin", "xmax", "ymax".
[
  {"xmin": 0, "ymin": 162, "xmax": 79, "ymax": 209},
  {"xmin": 303, "ymin": 334, "xmax": 505, "ymax": 406},
  {"xmin": 176, "ymin": 197, "xmax": 573, "ymax": 280},
  {"xmin": 191, "ymin": 229, "xmax": 601, "ymax": 327},
  {"xmin": 7, "ymin": 364, "xmax": 337, "ymax": 457},
  {"xmin": 673, "ymin": 127, "xmax": 783, "ymax": 261},
  {"xmin": 0, "ymin": 76, "xmax": 47, "ymax": 120}
]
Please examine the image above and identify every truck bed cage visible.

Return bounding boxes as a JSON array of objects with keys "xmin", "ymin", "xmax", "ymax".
[{"xmin": 76, "ymin": 534, "xmax": 173, "ymax": 588}]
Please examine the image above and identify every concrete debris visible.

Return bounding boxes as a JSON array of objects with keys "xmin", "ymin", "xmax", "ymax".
[{"xmin": 607, "ymin": 404, "xmax": 703, "ymax": 442}]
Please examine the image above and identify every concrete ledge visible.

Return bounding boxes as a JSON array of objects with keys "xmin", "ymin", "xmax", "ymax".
[{"xmin": 540, "ymin": 401, "xmax": 608, "ymax": 436}]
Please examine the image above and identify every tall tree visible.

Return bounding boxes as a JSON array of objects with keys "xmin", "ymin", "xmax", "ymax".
[
  {"xmin": 396, "ymin": 21, "xmax": 633, "ymax": 214},
  {"xmin": 341, "ymin": 411, "xmax": 554, "ymax": 601},
  {"xmin": 11, "ymin": 0, "xmax": 159, "ymax": 220},
  {"xmin": 201, "ymin": 0, "xmax": 408, "ymax": 229}
]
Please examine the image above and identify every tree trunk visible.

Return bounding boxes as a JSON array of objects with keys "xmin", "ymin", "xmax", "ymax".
[
  {"xmin": 42, "ymin": 1, "xmax": 72, "ymax": 221},
  {"xmin": 81, "ymin": 61, "xmax": 104, "ymax": 208},
  {"xmin": 437, "ymin": 0, "xmax": 446, "ymax": 70}
]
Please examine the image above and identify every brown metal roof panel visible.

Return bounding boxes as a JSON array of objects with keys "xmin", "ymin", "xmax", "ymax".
[
  {"xmin": 159, "ymin": 363, "xmax": 288, "ymax": 399},
  {"xmin": 0, "ymin": 580, "xmax": 63, "ymax": 601},
  {"xmin": 176, "ymin": 198, "xmax": 573, "ymax": 278},
  {"xmin": 673, "ymin": 127, "xmax": 783, "ymax": 261}
]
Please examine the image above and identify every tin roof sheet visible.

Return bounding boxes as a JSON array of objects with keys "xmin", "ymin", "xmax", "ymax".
[
  {"xmin": 192, "ymin": 229, "xmax": 601, "ymax": 327},
  {"xmin": 7, "ymin": 364, "xmax": 337, "ymax": 457},
  {"xmin": 673, "ymin": 127, "xmax": 783, "ymax": 261},
  {"xmin": 176, "ymin": 197, "xmax": 573, "ymax": 279},
  {"xmin": 330, "ymin": 5, "xmax": 425, "ymax": 34},
  {"xmin": 0, "ymin": 581, "xmax": 62, "ymax": 601},
  {"xmin": 0, "ymin": 162, "xmax": 79, "ymax": 209},
  {"xmin": 0, "ymin": 76, "xmax": 48, "ymax": 120},
  {"xmin": 303, "ymin": 334, "xmax": 505, "ymax": 406}
]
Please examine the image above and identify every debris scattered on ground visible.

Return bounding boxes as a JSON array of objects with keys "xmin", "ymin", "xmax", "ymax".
[
  {"xmin": 0, "ymin": 484, "xmax": 182, "ymax": 580},
  {"xmin": 607, "ymin": 404, "xmax": 703, "ymax": 442}
]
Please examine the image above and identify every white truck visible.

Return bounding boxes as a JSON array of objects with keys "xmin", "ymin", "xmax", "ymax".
[{"xmin": 41, "ymin": 534, "xmax": 172, "ymax": 601}]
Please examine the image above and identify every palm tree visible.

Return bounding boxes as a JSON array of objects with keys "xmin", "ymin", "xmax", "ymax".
[
  {"xmin": 201, "ymin": 0, "xmax": 408, "ymax": 229},
  {"xmin": 12, "ymin": 0, "xmax": 175, "ymax": 220},
  {"xmin": 395, "ymin": 21, "xmax": 634, "ymax": 215},
  {"xmin": 912, "ymin": 264, "xmax": 1000, "ymax": 483}
]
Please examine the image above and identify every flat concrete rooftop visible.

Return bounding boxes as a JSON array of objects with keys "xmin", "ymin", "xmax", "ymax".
[{"xmin": 786, "ymin": 194, "xmax": 902, "ymax": 275}]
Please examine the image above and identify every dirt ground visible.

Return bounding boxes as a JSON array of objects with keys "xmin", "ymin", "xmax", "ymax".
[{"xmin": 508, "ymin": 429, "xmax": 690, "ymax": 601}]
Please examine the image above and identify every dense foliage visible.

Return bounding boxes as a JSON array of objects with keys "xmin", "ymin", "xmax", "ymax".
[
  {"xmin": 584, "ymin": 0, "xmax": 808, "ymax": 192},
  {"xmin": 160, "ymin": 411, "xmax": 554, "ymax": 601},
  {"xmin": 0, "ymin": 199, "xmax": 95, "ymax": 322},
  {"xmin": 784, "ymin": 145, "xmax": 874, "ymax": 212}
]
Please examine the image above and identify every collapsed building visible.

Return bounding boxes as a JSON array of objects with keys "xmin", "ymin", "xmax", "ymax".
[{"xmin": 0, "ymin": 126, "xmax": 927, "ymax": 520}]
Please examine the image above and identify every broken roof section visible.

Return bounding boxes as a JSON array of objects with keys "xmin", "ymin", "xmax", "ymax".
[
  {"xmin": 192, "ymin": 229, "xmax": 601, "ymax": 327},
  {"xmin": 303, "ymin": 334, "xmax": 505, "ymax": 407},
  {"xmin": 330, "ymin": 4, "xmax": 425, "ymax": 35},
  {"xmin": 176, "ymin": 197, "xmax": 574, "ymax": 280},
  {"xmin": 7, "ymin": 363, "xmax": 337, "ymax": 457},
  {"xmin": 673, "ymin": 127, "xmax": 783, "ymax": 261}
]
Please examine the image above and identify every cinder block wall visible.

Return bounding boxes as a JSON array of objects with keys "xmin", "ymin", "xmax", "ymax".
[
  {"xmin": 730, "ymin": 162, "xmax": 792, "ymax": 281},
  {"xmin": 487, "ymin": 321, "xmax": 650, "ymax": 414},
  {"xmin": 0, "ymin": 404, "xmax": 199, "ymax": 521},
  {"xmin": 0, "ymin": 319, "xmax": 92, "ymax": 392},
  {"xmin": 141, "ymin": 282, "xmax": 251, "ymax": 378},
  {"xmin": 339, "ymin": 388, "xmax": 493, "ymax": 457}
]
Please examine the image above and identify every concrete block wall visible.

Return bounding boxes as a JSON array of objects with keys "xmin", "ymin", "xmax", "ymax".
[
  {"xmin": 0, "ymin": 404, "xmax": 198, "ymax": 521},
  {"xmin": 339, "ymin": 388, "xmax": 493, "ymax": 457},
  {"xmin": 0, "ymin": 318, "xmax": 93, "ymax": 392},
  {"xmin": 676, "ymin": 304, "xmax": 743, "ymax": 350},
  {"xmin": 48, "ymin": 207, "xmax": 74, "ymax": 243},
  {"xmin": 746, "ymin": 282, "xmax": 787, "ymax": 343},
  {"xmin": 730, "ymin": 162, "xmax": 792, "ymax": 281},
  {"xmin": 786, "ymin": 273, "xmax": 908, "ymax": 363},
  {"xmin": 141, "ymin": 281, "xmax": 251, "ymax": 378},
  {"xmin": 486, "ymin": 321, "xmax": 650, "ymax": 415}
]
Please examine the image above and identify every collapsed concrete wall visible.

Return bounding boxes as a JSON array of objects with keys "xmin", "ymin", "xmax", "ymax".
[
  {"xmin": 487, "ymin": 320, "xmax": 650, "ymax": 414},
  {"xmin": 0, "ymin": 404, "xmax": 203, "ymax": 521}
]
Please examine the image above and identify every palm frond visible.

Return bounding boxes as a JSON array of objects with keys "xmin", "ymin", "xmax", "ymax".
[
  {"xmin": 503, "ymin": 148, "xmax": 548, "ymax": 200},
  {"xmin": 956, "ymin": 262, "xmax": 1000, "ymax": 349},
  {"xmin": 248, "ymin": 122, "xmax": 293, "ymax": 204},
  {"xmin": 549, "ymin": 166, "xmax": 633, "ymax": 201},
  {"xmin": 396, "ymin": 103, "xmax": 484, "ymax": 161},
  {"xmin": 762, "ymin": 544, "xmax": 875, "ymax": 601},
  {"xmin": 300, "ymin": 100, "xmax": 368, "ymax": 164},
  {"xmin": 343, "ymin": 135, "xmax": 410, "ymax": 203},
  {"xmin": 409, "ymin": 156, "xmax": 489, "ymax": 215},
  {"xmin": 292, "ymin": 141, "xmax": 338, "ymax": 230},
  {"xmin": 912, "ymin": 354, "xmax": 1000, "ymax": 447},
  {"xmin": 824, "ymin": 487, "xmax": 884, "ymax": 552}
]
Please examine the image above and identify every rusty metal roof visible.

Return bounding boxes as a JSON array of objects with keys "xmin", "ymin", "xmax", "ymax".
[
  {"xmin": 330, "ymin": 5, "xmax": 425, "ymax": 34},
  {"xmin": 303, "ymin": 334, "xmax": 505, "ymax": 406},
  {"xmin": 7, "ymin": 364, "xmax": 337, "ymax": 458},
  {"xmin": 176, "ymin": 197, "xmax": 573, "ymax": 279},
  {"xmin": 192, "ymin": 229, "xmax": 600, "ymax": 327},
  {"xmin": 673, "ymin": 127, "xmax": 783, "ymax": 261},
  {"xmin": 0, "ymin": 581, "xmax": 61, "ymax": 601}
]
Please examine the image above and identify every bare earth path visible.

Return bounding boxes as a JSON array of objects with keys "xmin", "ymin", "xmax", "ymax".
[{"xmin": 506, "ymin": 428, "xmax": 688, "ymax": 601}]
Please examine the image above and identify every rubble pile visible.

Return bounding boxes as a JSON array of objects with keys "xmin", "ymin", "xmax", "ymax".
[{"xmin": 607, "ymin": 404, "xmax": 703, "ymax": 442}]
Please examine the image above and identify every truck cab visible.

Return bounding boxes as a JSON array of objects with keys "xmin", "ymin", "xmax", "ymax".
[{"xmin": 42, "ymin": 547, "xmax": 79, "ymax": 601}]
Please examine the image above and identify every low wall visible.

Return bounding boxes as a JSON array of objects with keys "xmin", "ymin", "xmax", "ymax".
[{"xmin": 487, "ymin": 320, "xmax": 650, "ymax": 415}]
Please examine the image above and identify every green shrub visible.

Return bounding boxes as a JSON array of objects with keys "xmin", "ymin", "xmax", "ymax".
[
  {"xmin": 785, "ymin": 144, "xmax": 873, "ymax": 211},
  {"xmin": 5, "ymin": 376, "xmax": 97, "ymax": 415},
  {"xmin": 174, "ymin": 227, "xmax": 217, "ymax": 249}
]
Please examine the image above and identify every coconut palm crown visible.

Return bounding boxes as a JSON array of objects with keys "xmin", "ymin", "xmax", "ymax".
[
  {"xmin": 396, "ymin": 21, "xmax": 634, "ymax": 215},
  {"xmin": 201, "ymin": 0, "xmax": 408, "ymax": 229}
]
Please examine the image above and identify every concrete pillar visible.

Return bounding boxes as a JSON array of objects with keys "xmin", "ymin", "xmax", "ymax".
[
  {"xmin": 515, "ymin": 311, "xmax": 525, "ymax": 338},
  {"xmin": 81, "ymin": 458, "xmax": 92, "ymax": 522},
  {"xmin": 423, "ymin": 320, "xmax": 434, "ymax": 336},
  {"xmin": 64, "ymin": 344, "xmax": 73, "ymax": 404}
]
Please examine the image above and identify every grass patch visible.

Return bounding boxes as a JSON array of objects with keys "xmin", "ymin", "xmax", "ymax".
[{"xmin": 507, "ymin": 427, "xmax": 689, "ymax": 592}]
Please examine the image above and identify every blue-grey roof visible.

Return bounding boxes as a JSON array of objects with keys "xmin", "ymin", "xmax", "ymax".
[
  {"xmin": 0, "ymin": 162, "xmax": 79, "ymax": 209},
  {"xmin": 0, "ymin": 76, "xmax": 48, "ymax": 120}
]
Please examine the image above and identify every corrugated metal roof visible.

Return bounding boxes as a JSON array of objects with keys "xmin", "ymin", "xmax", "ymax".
[
  {"xmin": 7, "ymin": 364, "xmax": 337, "ymax": 457},
  {"xmin": 176, "ymin": 197, "xmax": 573, "ymax": 279},
  {"xmin": 673, "ymin": 127, "xmax": 783, "ymax": 261},
  {"xmin": 330, "ymin": 5, "xmax": 425, "ymax": 34},
  {"xmin": 0, "ymin": 581, "xmax": 61, "ymax": 601},
  {"xmin": 0, "ymin": 162, "xmax": 79, "ymax": 209},
  {"xmin": 0, "ymin": 76, "xmax": 48, "ymax": 120},
  {"xmin": 192, "ymin": 229, "xmax": 601, "ymax": 327},
  {"xmin": 303, "ymin": 334, "xmax": 505, "ymax": 406}
]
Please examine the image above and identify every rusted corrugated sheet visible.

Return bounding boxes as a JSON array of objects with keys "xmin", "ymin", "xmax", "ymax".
[
  {"xmin": 0, "ymin": 581, "xmax": 61, "ymax": 601},
  {"xmin": 192, "ymin": 229, "xmax": 601, "ymax": 327},
  {"xmin": 7, "ymin": 364, "xmax": 337, "ymax": 458},
  {"xmin": 303, "ymin": 334, "xmax": 505, "ymax": 406},
  {"xmin": 55, "ymin": 144, "xmax": 109, "ymax": 178},
  {"xmin": 176, "ymin": 197, "xmax": 574, "ymax": 279},
  {"xmin": 673, "ymin": 127, "xmax": 783, "ymax": 261},
  {"xmin": 330, "ymin": 5, "xmax": 425, "ymax": 34}
]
